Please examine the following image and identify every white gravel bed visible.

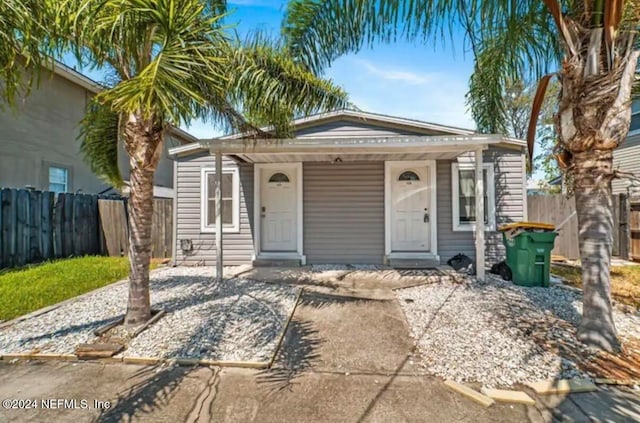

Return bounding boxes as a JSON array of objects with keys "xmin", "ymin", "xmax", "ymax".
[
  {"xmin": 0, "ymin": 267, "xmax": 299, "ymax": 362},
  {"xmin": 396, "ymin": 275, "xmax": 640, "ymax": 388}
]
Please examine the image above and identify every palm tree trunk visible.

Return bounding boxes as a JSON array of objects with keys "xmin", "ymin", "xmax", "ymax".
[
  {"xmin": 573, "ymin": 150, "xmax": 620, "ymax": 352},
  {"xmin": 123, "ymin": 113, "xmax": 164, "ymax": 325}
]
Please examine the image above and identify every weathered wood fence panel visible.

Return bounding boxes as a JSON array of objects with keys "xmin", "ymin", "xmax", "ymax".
[
  {"xmin": 629, "ymin": 197, "xmax": 640, "ymax": 262},
  {"xmin": 620, "ymin": 194, "xmax": 630, "ymax": 260},
  {"xmin": 97, "ymin": 198, "xmax": 172, "ymax": 259},
  {"xmin": 0, "ymin": 188, "xmax": 173, "ymax": 269},
  {"xmin": 528, "ymin": 194, "xmax": 628, "ymax": 261},
  {"xmin": 528, "ymin": 195, "xmax": 580, "ymax": 260},
  {"xmin": 98, "ymin": 199, "xmax": 129, "ymax": 257},
  {"xmin": 150, "ymin": 198, "xmax": 172, "ymax": 259}
]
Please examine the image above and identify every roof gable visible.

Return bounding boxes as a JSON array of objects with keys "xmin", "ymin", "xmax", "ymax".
[{"xmin": 221, "ymin": 109, "xmax": 475, "ymax": 140}]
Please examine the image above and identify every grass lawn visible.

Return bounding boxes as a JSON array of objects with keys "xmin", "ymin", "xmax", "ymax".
[
  {"xmin": 552, "ymin": 264, "xmax": 640, "ymax": 308},
  {"xmin": 0, "ymin": 256, "xmax": 158, "ymax": 322}
]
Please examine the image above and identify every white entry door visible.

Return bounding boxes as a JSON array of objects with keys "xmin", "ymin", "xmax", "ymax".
[
  {"xmin": 391, "ymin": 168, "xmax": 430, "ymax": 251},
  {"xmin": 261, "ymin": 168, "xmax": 297, "ymax": 251}
]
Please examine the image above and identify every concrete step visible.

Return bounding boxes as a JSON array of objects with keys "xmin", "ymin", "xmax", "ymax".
[
  {"xmin": 252, "ymin": 259, "xmax": 301, "ymax": 267},
  {"xmin": 390, "ymin": 258, "xmax": 440, "ymax": 269}
]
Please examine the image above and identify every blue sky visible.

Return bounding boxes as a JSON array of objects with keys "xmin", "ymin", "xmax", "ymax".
[
  {"xmin": 64, "ymin": 0, "xmax": 476, "ymax": 139},
  {"xmin": 197, "ymin": 0, "xmax": 477, "ymax": 138}
]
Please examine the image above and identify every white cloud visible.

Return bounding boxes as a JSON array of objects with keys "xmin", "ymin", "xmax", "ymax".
[
  {"xmin": 330, "ymin": 57, "xmax": 475, "ymax": 129},
  {"xmin": 356, "ymin": 59, "xmax": 436, "ymax": 85}
]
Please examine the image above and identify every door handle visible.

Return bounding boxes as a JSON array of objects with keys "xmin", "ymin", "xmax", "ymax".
[{"xmin": 424, "ymin": 208, "xmax": 429, "ymax": 223}]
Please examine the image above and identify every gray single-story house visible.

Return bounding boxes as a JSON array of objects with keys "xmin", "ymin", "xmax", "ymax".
[{"xmin": 168, "ymin": 110, "xmax": 527, "ymax": 280}]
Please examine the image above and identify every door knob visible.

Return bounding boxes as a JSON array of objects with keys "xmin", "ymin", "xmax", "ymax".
[
  {"xmin": 424, "ymin": 209, "xmax": 430, "ymax": 223},
  {"xmin": 261, "ymin": 206, "xmax": 266, "ymax": 212}
]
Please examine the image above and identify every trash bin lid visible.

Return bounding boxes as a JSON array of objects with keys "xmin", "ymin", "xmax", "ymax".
[{"xmin": 498, "ymin": 222, "xmax": 555, "ymax": 232}]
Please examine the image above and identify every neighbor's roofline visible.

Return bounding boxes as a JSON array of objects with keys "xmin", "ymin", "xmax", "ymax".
[
  {"xmin": 219, "ymin": 109, "xmax": 477, "ymax": 140},
  {"xmin": 48, "ymin": 59, "xmax": 104, "ymax": 94},
  {"xmin": 168, "ymin": 125, "xmax": 200, "ymax": 144}
]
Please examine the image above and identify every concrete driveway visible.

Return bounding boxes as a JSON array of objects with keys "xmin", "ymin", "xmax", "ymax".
[{"xmin": 1, "ymin": 267, "xmax": 639, "ymax": 422}]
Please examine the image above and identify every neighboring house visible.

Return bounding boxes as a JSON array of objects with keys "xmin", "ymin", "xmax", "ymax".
[
  {"xmin": 169, "ymin": 110, "xmax": 527, "ymax": 275},
  {"xmin": 527, "ymin": 178, "xmax": 561, "ymax": 195},
  {"xmin": 0, "ymin": 61, "xmax": 197, "ymax": 197},
  {"xmin": 547, "ymin": 174, "xmax": 565, "ymax": 194},
  {"xmin": 613, "ymin": 100, "xmax": 640, "ymax": 195}
]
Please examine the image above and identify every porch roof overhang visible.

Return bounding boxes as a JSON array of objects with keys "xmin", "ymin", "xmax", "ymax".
[{"xmin": 169, "ymin": 134, "xmax": 514, "ymax": 162}]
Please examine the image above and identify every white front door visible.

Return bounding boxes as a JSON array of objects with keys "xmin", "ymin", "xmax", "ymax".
[
  {"xmin": 391, "ymin": 167, "xmax": 430, "ymax": 252},
  {"xmin": 261, "ymin": 168, "xmax": 297, "ymax": 251}
]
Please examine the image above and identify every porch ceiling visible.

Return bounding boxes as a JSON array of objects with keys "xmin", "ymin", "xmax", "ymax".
[{"xmin": 231, "ymin": 151, "xmax": 467, "ymax": 163}]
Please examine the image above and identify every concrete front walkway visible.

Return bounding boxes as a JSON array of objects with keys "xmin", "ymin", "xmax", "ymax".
[{"xmin": 1, "ymin": 268, "xmax": 639, "ymax": 422}]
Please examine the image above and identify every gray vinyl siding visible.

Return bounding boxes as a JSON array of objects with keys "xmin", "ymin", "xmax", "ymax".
[
  {"xmin": 303, "ymin": 162, "xmax": 385, "ymax": 264},
  {"xmin": 436, "ymin": 147, "xmax": 526, "ymax": 265},
  {"xmin": 174, "ymin": 152, "xmax": 254, "ymax": 265},
  {"xmin": 174, "ymin": 114, "xmax": 526, "ymax": 267},
  {"xmin": 612, "ymin": 132, "xmax": 640, "ymax": 194},
  {"xmin": 294, "ymin": 119, "xmax": 446, "ymax": 138},
  {"xmin": 0, "ymin": 68, "xmax": 179, "ymax": 194}
]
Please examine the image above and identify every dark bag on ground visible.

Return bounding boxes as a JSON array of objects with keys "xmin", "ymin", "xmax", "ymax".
[
  {"xmin": 447, "ymin": 253, "xmax": 474, "ymax": 274},
  {"xmin": 490, "ymin": 260, "xmax": 512, "ymax": 281}
]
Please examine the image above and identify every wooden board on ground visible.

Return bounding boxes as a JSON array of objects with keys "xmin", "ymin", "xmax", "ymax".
[
  {"xmin": 525, "ymin": 379, "xmax": 597, "ymax": 395},
  {"xmin": 594, "ymin": 378, "xmax": 639, "ymax": 386},
  {"xmin": 444, "ymin": 380, "xmax": 495, "ymax": 407},
  {"xmin": 480, "ymin": 388, "xmax": 536, "ymax": 405},
  {"xmin": 75, "ymin": 343, "xmax": 124, "ymax": 359}
]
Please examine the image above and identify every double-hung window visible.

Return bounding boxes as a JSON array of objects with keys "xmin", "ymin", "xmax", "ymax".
[
  {"xmin": 629, "ymin": 99, "xmax": 640, "ymax": 134},
  {"xmin": 451, "ymin": 163, "xmax": 496, "ymax": 231},
  {"xmin": 201, "ymin": 167, "xmax": 240, "ymax": 233},
  {"xmin": 48, "ymin": 166, "xmax": 69, "ymax": 193}
]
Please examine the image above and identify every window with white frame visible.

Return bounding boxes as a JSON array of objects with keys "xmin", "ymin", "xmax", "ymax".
[
  {"xmin": 451, "ymin": 163, "xmax": 496, "ymax": 231},
  {"xmin": 48, "ymin": 166, "xmax": 69, "ymax": 193},
  {"xmin": 201, "ymin": 167, "xmax": 240, "ymax": 232},
  {"xmin": 630, "ymin": 99, "xmax": 640, "ymax": 133}
]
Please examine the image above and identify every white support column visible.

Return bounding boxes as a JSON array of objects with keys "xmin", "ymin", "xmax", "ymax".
[
  {"xmin": 475, "ymin": 147, "xmax": 485, "ymax": 281},
  {"xmin": 215, "ymin": 152, "xmax": 223, "ymax": 282}
]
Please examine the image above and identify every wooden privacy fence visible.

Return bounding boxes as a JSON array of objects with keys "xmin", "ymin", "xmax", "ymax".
[
  {"xmin": 0, "ymin": 189, "xmax": 101, "ymax": 268},
  {"xmin": 629, "ymin": 197, "xmax": 640, "ymax": 262},
  {"xmin": 0, "ymin": 188, "xmax": 173, "ymax": 269},
  {"xmin": 528, "ymin": 195, "xmax": 580, "ymax": 260},
  {"xmin": 527, "ymin": 194, "xmax": 628, "ymax": 261},
  {"xmin": 98, "ymin": 198, "xmax": 172, "ymax": 259}
]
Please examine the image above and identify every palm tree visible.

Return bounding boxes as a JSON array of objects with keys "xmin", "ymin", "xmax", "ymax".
[
  {"xmin": 59, "ymin": 0, "xmax": 347, "ymax": 325},
  {"xmin": 283, "ymin": 0, "xmax": 639, "ymax": 352}
]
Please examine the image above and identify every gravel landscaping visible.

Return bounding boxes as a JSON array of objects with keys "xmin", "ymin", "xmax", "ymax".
[
  {"xmin": 0, "ymin": 267, "xmax": 299, "ymax": 362},
  {"xmin": 396, "ymin": 275, "xmax": 640, "ymax": 388}
]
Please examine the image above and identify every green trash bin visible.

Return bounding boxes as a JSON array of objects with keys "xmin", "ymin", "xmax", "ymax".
[{"xmin": 499, "ymin": 222, "xmax": 558, "ymax": 287}]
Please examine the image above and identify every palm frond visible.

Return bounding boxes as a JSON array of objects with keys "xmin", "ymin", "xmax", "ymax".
[
  {"xmin": 79, "ymin": 98, "xmax": 124, "ymax": 188},
  {"xmin": 541, "ymin": 0, "xmax": 578, "ymax": 55},
  {"xmin": 466, "ymin": 5, "xmax": 560, "ymax": 134},
  {"xmin": 526, "ymin": 74, "xmax": 554, "ymax": 170},
  {"xmin": 284, "ymin": 0, "xmax": 560, "ymax": 134},
  {"xmin": 226, "ymin": 32, "xmax": 350, "ymax": 137},
  {"xmin": 75, "ymin": 0, "xmax": 230, "ymax": 125},
  {"xmin": 0, "ymin": 0, "xmax": 52, "ymax": 107}
]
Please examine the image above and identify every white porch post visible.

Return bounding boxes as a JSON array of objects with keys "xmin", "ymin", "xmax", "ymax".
[
  {"xmin": 215, "ymin": 151, "xmax": 223, "ymax": 282},
  {"xmin": 475, "ymin": 147, "xmax": 485, "ymax": 281}
]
